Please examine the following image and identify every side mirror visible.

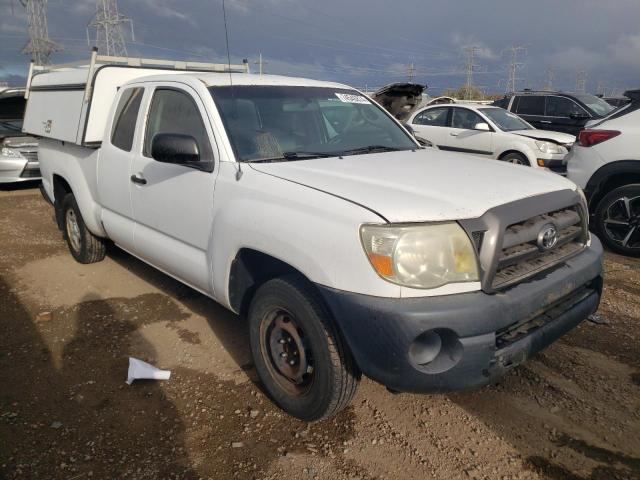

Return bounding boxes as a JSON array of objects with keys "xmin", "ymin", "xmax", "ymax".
[
  {"xmin": 474, "ymin": 122, "xmax": 491, "ymax": 131},
  {"xmin": 151, "ymin": 133, "xmax": 200, "ymax": 164}
]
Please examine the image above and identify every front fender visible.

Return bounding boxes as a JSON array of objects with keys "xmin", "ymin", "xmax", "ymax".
[{"xmin": 208, "ymin": 163, "xmax": 402, "ymax": 310}]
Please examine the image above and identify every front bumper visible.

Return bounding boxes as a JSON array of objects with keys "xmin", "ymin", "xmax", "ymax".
[
  {"xmin": 0, "ymin": 156, "xmax": 41, "ymax": 183},
  {"xmin": 318, "ymin": 237, "xmax": 603, "ymax": 393}
]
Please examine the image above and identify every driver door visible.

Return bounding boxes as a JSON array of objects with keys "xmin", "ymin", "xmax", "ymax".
[
  {"xmin": 443, "ymin": 107, "xmax": 494, "ymax": 156},
  {"xmin": 130, "ymin": 84, "xmax": 218, "ymax": 294}
]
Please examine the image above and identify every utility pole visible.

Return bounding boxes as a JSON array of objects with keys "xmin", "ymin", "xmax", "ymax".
[
  {"xmin": 543, "ymin": 67, "xmax": 554, "ymax": 91},
  {"xmin": 88, "ymin": 0, "xmax": 134, "ymax": 57},
  {"xmin": 254, "ymin": 53, "xmax": 267, "ymax": 76},
  {"xmin": 407, "ymin": 63, "xmax": 415, "ymax": 82},
  {"xmin": 19, "ymin": 0, "xmax": 62, "ymax": 65},
  {"xmin": 576, "ymin": 70, "xmax": 587, "ymax": 94},
  {"xmin": 462, "ymin": 46, "xmax": 481, "ymax": 100},
  {"xmin": 503, "ymin": 45, "xmax": 526, "ymax": 93}
]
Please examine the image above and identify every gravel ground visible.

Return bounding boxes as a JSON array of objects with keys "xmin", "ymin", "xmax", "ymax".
[{"xmin": 1, "ymin": 184, "xmax": 639, "ymax": 480}]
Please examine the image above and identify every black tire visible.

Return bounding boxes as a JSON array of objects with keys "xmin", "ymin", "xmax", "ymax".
[
  {"xmin": 500, "ymin": 152, "xmax": 530, "ymax": 166},
  {"xmin": 248, "ymin": 275, "xmax": 360, "ymax": 421},
  {"xmin": 60, "ymin": 193, "xmax": 106, "ymax": 264},
  {"xmin": 594, "ymin": 184, "xmax": 640, "ymax": 257}
]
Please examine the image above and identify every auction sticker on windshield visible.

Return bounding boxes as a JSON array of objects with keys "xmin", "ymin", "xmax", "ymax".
[{"xmin": 335, "ymin": 93, "xmax": 370, "ymax": 104}]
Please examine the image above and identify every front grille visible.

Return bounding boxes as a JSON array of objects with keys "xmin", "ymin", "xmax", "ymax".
[
  {"xmin": 20, "ymin": 150, "xmax": 38, "ymax": 163},
  {"xmin": 492, "ymin": 206, "xmax": 587, "ymax": 289}
]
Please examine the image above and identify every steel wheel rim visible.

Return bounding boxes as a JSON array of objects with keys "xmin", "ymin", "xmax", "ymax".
[
  {"xmin": 259, "ymin": 307, "xmax": 314, "ymax": 396},
  {"xmin": 65, "ymin": 209, "xmax": 81, "ymax": 253},
  {"xmin": 604, "ymin": 195, "xmax": 640, "ymax": 249}
]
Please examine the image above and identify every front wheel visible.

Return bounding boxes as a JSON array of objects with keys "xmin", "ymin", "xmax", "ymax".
[
  {"xmin": 60, "ymin": 193, "xmax": 106, "ymax": 264},
  {"xmin": 500, "ymin": 152, "xmax": 530, "ymax": 166},
  {"xmin": 248, "ymin": 275, "xmax": 360, "ymax": 421},
  {"xmin": 594, "ymin": 184, "xmax": 640, "ymax": 257}
]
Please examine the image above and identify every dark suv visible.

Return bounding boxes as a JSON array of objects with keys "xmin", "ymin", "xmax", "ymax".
[{"xmin": 493, "ymin": 91, "xmax": 615, "ymax": 136}]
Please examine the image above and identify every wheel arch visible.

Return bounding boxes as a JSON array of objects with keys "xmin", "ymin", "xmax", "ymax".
[
  {"xmin": 228, "ymin": 248, "xmax": 321, "ymax": 317},
  {"xmin": 585, "ymin": 160, "xmax": 640, "ymax": 213},
  {"xmin": 498, "ymin": 148, "xmax": 533, "ymax": 165}
]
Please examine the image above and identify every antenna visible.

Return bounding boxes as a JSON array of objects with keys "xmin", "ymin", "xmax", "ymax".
[{"xmin": 221, "ymin": 0, "xmax": 242, "ymax": 179}]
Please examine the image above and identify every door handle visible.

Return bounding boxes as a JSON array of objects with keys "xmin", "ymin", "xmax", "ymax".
[
  {"xmin": 130, "ymin": 174, "xmax": 147, "ymax": 185},
  {"xmin": 540, "ymin": 120, "xmax": 552, "ymax": 124},
  {"xmin": 449, "ymin": 132, "xmax": 459, "ymax": 137}
]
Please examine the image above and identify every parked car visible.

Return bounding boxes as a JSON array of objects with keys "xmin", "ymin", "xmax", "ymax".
[
  {"xmin": 493, "ymin": 90, "xmax": 615, "ymax": 136},
  {"xmin": 0, "ymin": 88, "xmax": 40, "ymax": 183},
  {"xmin": 407, "ymin": 103, "xmax": 575, "ymax": 171},
  {"xmin": 567, "ymin": 89, "xmax": 640, "ymax": 256},
  {"xmin": 24, "ymin": 53, "xmax": 603, "ymax": 421}
]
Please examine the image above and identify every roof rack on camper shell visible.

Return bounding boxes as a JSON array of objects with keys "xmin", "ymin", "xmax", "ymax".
[{"xmin": 22, "ymin": 48, "xmax": 249, "ymax": 147}]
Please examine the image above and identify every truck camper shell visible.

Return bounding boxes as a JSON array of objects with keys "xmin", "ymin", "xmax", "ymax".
[{"xmin": 23, "ymin": 49, "xmax": 249, "ymax": 147}]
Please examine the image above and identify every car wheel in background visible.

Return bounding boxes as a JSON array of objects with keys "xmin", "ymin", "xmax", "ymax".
[
  {"xmin": 248, "ymin": 275, "xmax": 360, "ymax": 421},
  {"xmin": 500, "ymin": 152, "xmax": 530, "ymax": 166},
  {"xmin": 594, "ymin": 184, "xmax": 640, "ymax": 257},
  {"xmin": 60, "ymin": 193, "xmax": 107, "ymax": 264}
]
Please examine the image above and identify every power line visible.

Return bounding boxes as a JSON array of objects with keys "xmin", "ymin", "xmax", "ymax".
[
  {"xmin": 88, "ymin": 0, "xmax": 134, "ymax": 57},
  {"xmin": 19, "ymin": 0, "xmax": 62, "ymax": 65}
]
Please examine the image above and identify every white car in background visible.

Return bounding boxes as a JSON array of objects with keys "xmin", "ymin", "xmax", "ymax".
[
  {"xmin": 567, "ymin": 89, "xmax": 640, "ymax": 256},
  {"xmin": 407, "ymin": 104, "xmax": 575, "ymax": 172}
]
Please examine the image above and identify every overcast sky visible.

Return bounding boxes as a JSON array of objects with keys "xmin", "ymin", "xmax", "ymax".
[{"xmin": 1, "ymin": 0, "xmax": 639, "ymax": 95}]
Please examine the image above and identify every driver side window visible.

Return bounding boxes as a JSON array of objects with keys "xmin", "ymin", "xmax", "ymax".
[
  {"xmin": 144, "ymin": 88, "xmax": 214, "ymax": 167},
  {"xmin": 452, "ymin": 108, "xmax": 485, "ymax": 130},
  {"xmin": 546, "ymin": 96, "xmax": 586, "ymax": 117}
]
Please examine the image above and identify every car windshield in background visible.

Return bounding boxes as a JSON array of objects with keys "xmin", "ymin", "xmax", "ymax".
[
  {"xmin": 480, "ymin": 108, "xmax": 533, "ymax": 131},
  {"xmin": 209, "ymin": 86, "xmax": 416, "ymax": 162},
  {"xmin": 574, "ymin": 94, "xmax": 615, "ymax": 117}
]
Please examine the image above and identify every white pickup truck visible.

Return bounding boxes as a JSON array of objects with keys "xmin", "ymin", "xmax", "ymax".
[{"xmin": 24, "ymin": 54, "xmax": 604, "ymax": 421}]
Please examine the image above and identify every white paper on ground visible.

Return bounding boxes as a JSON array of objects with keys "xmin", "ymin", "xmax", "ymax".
[{"xmin": 126, "ymin": 357, "xmax": 171, "ymax": 385}]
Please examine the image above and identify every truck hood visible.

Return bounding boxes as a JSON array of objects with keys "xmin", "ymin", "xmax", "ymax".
[
  {"xmin": 511, "ymin": 129, "xmax": 575, "ymax": 145},
  {"xmin": 249, "ymin": 149, "xmax": 577, "ymax": 222}
]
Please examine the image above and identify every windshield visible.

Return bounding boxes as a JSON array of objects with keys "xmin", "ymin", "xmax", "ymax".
[
  {"xmin": 209, "ymin": 86, "xmax": 417, "ymax": 162},
  {"xmin": 574, "ymin": 94, "xmax": 615, "ymax": 117},
  {"xmin": 480, "ymin": 107, "xmax": 533, "ymax": 131}
]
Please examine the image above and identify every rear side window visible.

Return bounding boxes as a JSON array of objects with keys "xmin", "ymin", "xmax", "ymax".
[
  {"xmin": 413, "ymin": 107, "xmax": 449, "ymax": 126},
  {"xmin": 144, "ymin": 88, "xmax": 213, "ymax": 163},
  {"xmin": 515, "ymin": 95, "xmax": 545, "ymax": 116},
  {"xmin": 546, "ymin": 96, "xmax": 585, "ymax": 117},
  {"xmin": 111, "ymin": 88, "xmax": 143, "ymax": 152}
]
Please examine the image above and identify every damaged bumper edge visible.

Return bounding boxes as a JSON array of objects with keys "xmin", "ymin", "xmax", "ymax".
[{"xmin": 317, "ymin": 236, "xmax": 603, "ymax": 393}]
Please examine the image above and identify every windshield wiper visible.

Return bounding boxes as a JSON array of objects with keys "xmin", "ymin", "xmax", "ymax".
[
  {"xmin": 245, "ymin": 151, "xmax": 340, "ymax": 163},
  {"xmin": 335, "ymin": 145, "xmax": 408, "ymax": 156}
]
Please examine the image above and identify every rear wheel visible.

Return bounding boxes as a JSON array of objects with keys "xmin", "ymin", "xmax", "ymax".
[
  {"xmin": 248, "ymin": 275, "xmax": 360, "ymax": 421},
  {"xmin": 594, "ymin": 184, "xmax": 640, "ymax": 257},
  {"xmin": 61, "ymin": 193, "xmax": 106, "ymax": 264},
  {"xmin": 500, "ymin": 152, "xmax": 530, "ymax": 166}
]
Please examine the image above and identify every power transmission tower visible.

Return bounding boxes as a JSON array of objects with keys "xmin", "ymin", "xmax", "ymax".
[
  {"xmin": 576, "ymin": 70, "xmax": 587, "ymax": 94},
  {"xmin": 462, "ymin": 46, "xmax": 481, "ymax": 100},
  {"xmin": 543, "ymin": 67, "xmax": 554, "ymax": 91},
  {"xmin": 407, "ymin": 63, "xmax": 415, "ymax": 82},
  {"xmin": 19, "ymin": 0, "xmax": 62, "ymax": 65},
  {"xmin": 88, "ymin": 0, "xmax": 134, "ymax": 57},
  {"xmin": 503, "ymin": 45, "xmax": 526, "ymax": 93},
  {"xmin": 254, "ymin": 53, "xmax": 268, "ymax": 75}
]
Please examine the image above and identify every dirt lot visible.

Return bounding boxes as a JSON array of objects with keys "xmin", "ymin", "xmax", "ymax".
[{"xmin": 0, "ymin": 184, "xmax": 638, "ymax": 480}]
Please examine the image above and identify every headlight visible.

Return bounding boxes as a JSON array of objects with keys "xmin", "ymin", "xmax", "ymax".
[
  {"xmin": 0, "ymin": 147, "xmax": 23, "ymax": 159},
  {"xmin": 360, "ymin": 222, "xmax": 479, "ymax": 289},
  {"xmin": 535, "ymin": 140, "xmax": 566, "ymax": 155}
]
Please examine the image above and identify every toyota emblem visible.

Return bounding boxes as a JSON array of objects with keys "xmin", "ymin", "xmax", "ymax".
[{"xmin": 537, "ymin": 224, "xmax": 559, "ymax": 251}]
